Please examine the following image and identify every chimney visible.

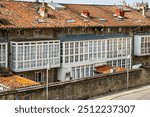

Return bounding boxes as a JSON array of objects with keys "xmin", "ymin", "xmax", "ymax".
[
  {"xmin": 38, "ymin": 0, "xmax": 47, "ymax": 18},
  {"xmin": 122, "ymin": 0, "xmax": 127, "ymax": 7},
  {"xmin": 141, "ymin": 6, "xmax": 146, "ymax": 17},
  {"xmin": 114, "ymin": 8, "xmax": 125, "ymax": 17},
  {"xmin": 81, "ymin": 10, "xmax": 90, "ymax": 18},
  {"xmin": 135, "ymin": 1, "xmax": 148, "ymax": 17}
]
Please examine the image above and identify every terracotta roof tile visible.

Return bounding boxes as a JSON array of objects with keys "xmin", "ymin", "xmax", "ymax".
[{"xmin": 0, "ymin": 75, "xmax": 39, "ymax": 90}]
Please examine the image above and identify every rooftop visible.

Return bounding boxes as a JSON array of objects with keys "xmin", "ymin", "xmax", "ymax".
[
  {"xmin": 0, "ymin": 74, "xmax": 39, "ymax": 90},
  {"xmin": 66, "ymin": 4, "xmax": 150, "ymax": 27},
  {"xmin": 0, "ymin": 1, "xmax": 150, "ymax": 29},
  {"xmin": 0, "ymin": 1, "xmax": 100, "ymax": 29}
]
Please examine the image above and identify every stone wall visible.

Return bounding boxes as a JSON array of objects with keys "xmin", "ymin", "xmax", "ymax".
[{"xmin": 1, "ymin": 68, "xmax": 150, "ymax": 100}]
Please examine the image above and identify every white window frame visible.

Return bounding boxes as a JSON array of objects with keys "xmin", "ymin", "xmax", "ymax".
[{"xmin": 10, "ymin": 40, "xmax": 60, "ymax": 72}]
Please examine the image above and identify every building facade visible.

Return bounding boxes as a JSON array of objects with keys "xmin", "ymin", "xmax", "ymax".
[{"xmin": 0, "ymin": 1, "xmax": 150, "ymax": 83}]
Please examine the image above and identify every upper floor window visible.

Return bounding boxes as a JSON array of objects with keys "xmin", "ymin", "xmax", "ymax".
[
  {"xmin": 118, "ymin": 27, "xmax": 122, "ymax": 32},
  {"xmin": 139, "ymin": 27, "xmax": 144, "ymax": 32},
  {"xmin": 34, "ymin": 30, "xmax": 43, "ymax": 36},
  {"xmin": 19, "ymin": 74, "xmax": 26, "ymax": 78},
  {"xmin": 82, "ymin": 28, "xmax": 87, "ymax": 33},
  {"xmin": 107, "ymin": 28, "xmax": 111, "ymax": 33},
  {"xmin": 16, "ymin": 30, "xmax": 24, "ymax": 36},
  {"xmin": 24, "ymin": 95, "xmax": 30, "ymax": 100},
  {"xmin": 67, "ymin": 29, "xmax": 72, "ymax": 34}
]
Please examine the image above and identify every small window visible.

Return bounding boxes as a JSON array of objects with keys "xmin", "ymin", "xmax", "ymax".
[
  {"xmin": 16, "ymin": 30, "xmax": 24, "ymax": 36},
  {"xmin": 24, "ymin": 95, "xmax": 30, "ymax": 100},
  {"xmin": 65, "ymin": 72, "xmax": 71, "ymax": 77},
  {"xmin": 14, "ymin": 96, "xmax": 19, "ymax": 100},
  {"xmin": 19, "ymin": 74, "xmax": 26, "ymax": 78},
  {"xmin": 67, "ymin": 29, "xmax": 72, "ymax": 34},
  {"xmin": 118, "ymin": 27, "xmax": 122, "ymax": 32},
  {"xmin": 140, "ymin": 27, "xmax": 144, "ymax": 32},
  {"xmin": 107, "ymin": 28, "xmax": 111, "ymax": 33},
  {"xmin": 35, "ymin": 72, "xmax": 44, "ymax": 82},
  {"xmin": 34, "ymin": 30, "xmax": 42, "ymax": 36},
  {"xmin": 82, "ymin": 28, "xmax": 87, "ymax": 33}
]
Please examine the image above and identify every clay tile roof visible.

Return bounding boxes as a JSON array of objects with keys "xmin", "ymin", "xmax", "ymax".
[
  {"xmin": 0, "ymin": 75, "xmax": 39, "ymax": 90},
  {"xmin": 0, "ymin": 1, "xmax": 150, "ymax": 29},
  {"xmin": 95, "ymin": 65, "xmax": 126, "ymax": 74},
  {"xmin": 66, "ymin": 4, "xmax": 150, "ymax": 27},
  {"xmin": 0, "ymin": 1, "xmax": 101, "ymax": 29}
]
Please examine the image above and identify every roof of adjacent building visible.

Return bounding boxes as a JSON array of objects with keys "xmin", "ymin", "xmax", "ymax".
[
  {"xmin": 95, "ymin": 65, "xmax": 126, "ymax": 74},
  {"xmin": 60, "ymin": 34, "xmax": 131, "ymax": 42},
  {"xmin": 0, "ymin": 1, "xmax": 150, "ymax": 29},
  {"xmin": 0, "ymin": 74, "xmax": 39, "ymax": 90}
]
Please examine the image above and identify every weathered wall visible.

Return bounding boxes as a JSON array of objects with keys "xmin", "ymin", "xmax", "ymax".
[
  {"xmin": 133, "ymin": 56, "xmax": 150, "ymax": 65},
  {"xmin": 1, "ymin": 68, "xmax": 150, "ymax": 100},
  {"xmin": 14, "ymin": 68, "xmax": 58, "ymax": 83}
]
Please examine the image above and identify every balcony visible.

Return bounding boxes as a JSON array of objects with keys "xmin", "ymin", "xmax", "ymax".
[{"xmin": 10, "ymin": 40, "xmax": 60, "ymax": 72}]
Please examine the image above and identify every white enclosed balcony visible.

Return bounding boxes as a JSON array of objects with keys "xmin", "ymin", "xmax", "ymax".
[
  {"xmin": 10, "ymin": 40, "xmax": 60, "ymax": 72},
  {"xmin": 61, "ymin": 34, "xmax": 132, "ymax": 67},
  {"xmin": 134, "ymin": 34, "xmax": 150, "ymax": 56}
]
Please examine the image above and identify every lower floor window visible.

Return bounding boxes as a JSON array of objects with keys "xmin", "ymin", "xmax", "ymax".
[
  {"xmin": 107, "ymin": 59, "xmax": 131, "ymax": 68},
  {"xmin": 19, "ymin": 74, "xmax": 26, "ymax": 78},
  {"xmin": 24, "ymin": 95, "xmax": 30, "ymax": 100},
  {"xmin": 65, "ymin": 72, "xmax": 71, "ymax": 78},
  {"xmin": 70, "ymin": 58, "xmax": 131, "ymax": 80},
  {"xmin": 0, "ymin": 63, "xmax": 6, "ymax": 68},
  {"xmin": 35, "ymin": 72, "xmax": 44, "ymax": 82},
  {"xmin": 71, "ymin": 65, "xmax": 94, "ymax": 79}
]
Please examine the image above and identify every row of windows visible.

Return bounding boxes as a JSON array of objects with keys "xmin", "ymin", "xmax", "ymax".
[
  {"xmin": 15, "ymin": 27, "xmax": 124, "ymax": 37},
  {"xmin": 62, "ymin": 38, "xmax": 131, "ymax": 64},
  {"xmin": 13, "ymin": 44, "xmax": 59, "ymax": 61},
  {"xmin": 107, "ymin": 59, "xmax": 131, "ymax": 69},
  {"xmin": 11, "ymin": 41, "xmax": 60, "ymax": 71},
  {"xmin": 70, "ymin": 58, "xmax": 131, "ymax": 80},
  {"xmin": 12, "ymin": 58, "xmax": 60, "ymax": 70}
]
